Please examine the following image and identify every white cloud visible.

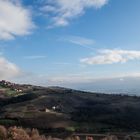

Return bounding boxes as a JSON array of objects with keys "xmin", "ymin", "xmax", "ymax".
[
  {"xmin": 0, "ymin": 57, "xmax": 21, "ymax": 80},
  {"xmin": 40, "ymin": 0, "xmax": 108, "ymax": 27},
  {"xmin": 48, "ymin": 75, "xmax": 92, "ymax": 84},
  {"xmin": 64, "ymin": 36, "xmax": 95, "ymax": 49},
  {"xmin": 0, "ymin": 0, "xmax": 34, "ymax": 40},
  {"xmin": 45, "ymin": 72, "xmax": 140, "ymax": 84},
  {"xmin": 13, "ymin": 73, "xmax": 94, "ymax": 86},
  {"xmin": 80, "ymin": 49, "xmax": 140, "ymax": 65},
  {"xmin": 13, "ymin": 72, "xmax": 140, "ymax": 88},
  {"xmin": 24, "ymin": 55, "xmax": 47, "ymax": 60}
]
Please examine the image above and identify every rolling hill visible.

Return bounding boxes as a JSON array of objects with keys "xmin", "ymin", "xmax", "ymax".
[{"xmin": 0, "ymin": 80, "xmax": 140, "ymax": 134}]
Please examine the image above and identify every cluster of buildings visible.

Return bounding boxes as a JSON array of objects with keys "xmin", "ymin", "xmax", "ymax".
[{"xmin": 0, "ymin": 80, "xmax": 23, "ymax": 93}]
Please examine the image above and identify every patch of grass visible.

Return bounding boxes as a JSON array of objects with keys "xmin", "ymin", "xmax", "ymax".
[{"xmin": 65, "ymin": 127, "xmax": 75, "ymax": 132}]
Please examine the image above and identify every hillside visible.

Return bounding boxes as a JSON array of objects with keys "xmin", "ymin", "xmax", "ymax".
[{"xmin": 0, "ymin": 81, "xmax": 140, "ymax": 134}]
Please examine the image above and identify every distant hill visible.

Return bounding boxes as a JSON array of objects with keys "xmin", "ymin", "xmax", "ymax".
[{"xmin": 0, "ymin": 81, "xmax": 140, "ymax": 134}]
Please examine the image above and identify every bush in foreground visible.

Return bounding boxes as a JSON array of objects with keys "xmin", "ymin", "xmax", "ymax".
[
  {"xmin": 0, "ymin": 125, "xmax": 125, "ymax": 140},
  {"xmin": 0, "ymin": 125, "xmax": 47, "ymax": 140}
]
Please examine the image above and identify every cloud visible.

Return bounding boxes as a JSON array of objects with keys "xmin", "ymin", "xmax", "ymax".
[
  {"xmin": 40, "ymin": 0, "xmax": 108, "ymax": 27},
  {"xmin": 80, "ymin": 49, "xmax": 140, "ymax": 65},
  {"xmin": 45, "ymin": 72, "xmax": 140, "ymax": 85},
  {"xmin": 0, "ymin": 57, "xmax": 21, "ymax": 80},
  {"xmin": 13, "ymin": 73, "xmax": 93, "ymax": 86},
  {"xmin": 0, "ymin": 0, "xmax": 34, "ymax": 40},
  {"xmin": 24, "ymin": 55, "xmax": 47, "ymax": 60},
  {"xmin": 61, "ymin": 36, "xmax": 95, "ymax": 50},
  {"xmin": 48, "ymin": 75, "xmax": 92, "ymax": 84},
  {"xmin": 13, "ymin": 71, "xmax": 140, "ymax": 88}
]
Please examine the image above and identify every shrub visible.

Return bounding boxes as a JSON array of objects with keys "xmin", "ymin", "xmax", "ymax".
[
  {"xmin": 8, "ymin": 126, "xmax": 30, "ymax": 140},
  {"xmin": 0, "ymin": 125, "xmax": 47, "ymax": 140},
  {"xmin": 0, "ymin": 125, "xmax": 7, "ymax": 140}
]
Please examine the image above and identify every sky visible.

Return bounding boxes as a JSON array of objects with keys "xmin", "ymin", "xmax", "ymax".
[{"xmin": 1, "ymin": 0, "xmax": 140, "ymax": 93}]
